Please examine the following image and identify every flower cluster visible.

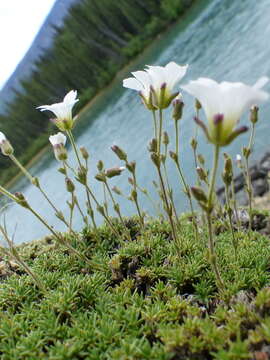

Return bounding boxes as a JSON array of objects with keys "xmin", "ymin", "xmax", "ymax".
[{"xmin": 0, "ymin": 60, "xmax": 269, "ymax": 292}]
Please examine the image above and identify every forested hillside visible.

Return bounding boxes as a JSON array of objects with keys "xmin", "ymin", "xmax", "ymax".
[{"xmin": 0, "ymin": 0, "xmax": 195, "ymax": 183}]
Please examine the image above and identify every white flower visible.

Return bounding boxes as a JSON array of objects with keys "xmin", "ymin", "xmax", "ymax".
[
  {"xmin": 123, "ymin": 62, "xmax": 188, "ymax": 109},
  {"xmin": 0, "ymin": 131, "xmax": 13, "ymax": 156},
  {"xmin": 181, "ymin": 77, "xmax": 269, "ymax": 146},
  {"xmin": 49, "ymin": 132, "xmax": 67, "ymax": 161},
  {"xmin": 0, "ymin": 132, "xmax": 6, "ymax": 144},
  {"xmin": 49, "ymin": 132, "xmax": 67, "ymax": 147},
  {"xmin": 37, "ymin": 90, "xmax": 79, "ymax": 131}
]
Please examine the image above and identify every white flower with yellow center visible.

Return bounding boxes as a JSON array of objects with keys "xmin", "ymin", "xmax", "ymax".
[
  {"xmin": 181, "ymin": 77, "xmax": 269, "ymax": 146},
  {"xmin": 37, "ymin": 90, "xmax": 79, "ymax": 131},
  {"xmin": 123, "ymin": 62, "xmax": 188, "ymax": 109}
]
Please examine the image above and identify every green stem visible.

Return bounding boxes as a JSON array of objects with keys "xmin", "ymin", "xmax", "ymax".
[
  {"xmin": 175, "ymin": 160, "xmax": 198, "ymax": 241},
  {"xmin": 104, "ymin": 181, "xmax": 131, "ymax": 240},
  {"xmin": 208, "ymin": 145, "xmax": 220, "ymax": 208},
  {"xmin": 131, "ymin": 172, "xmax": 144, "ymax": 228},
  {"xmin": 158, "ymin": 109, "xmax": 163, "ymax": 155},
  {"xmin": 174, "ymin": 119, "xmax": 179, "ymax": 158},
  {"xmin": 67, "ymin": 130, "xmax": 83, "ymax": 169},
  {"xmin": 85, "ymin": 183, "xmax": 122, "ymax": 239},
  {"xmin": 9, "ymin": 154, "xmax": 33, "ymax": 183},
  {"xmin": 206, "ymin": 144, "xmax": 224, "ymax": 289},
  {"xmin": 74, "ymin": 196, "xmax": 88, "ymax": 226},
  {"xmin": 152, "ymin": 110, "xmax": 158, "ymax": 139},
  {"xmin": 225, "ymin": 183, "xmax": 237, "ymax": 259},
  {"xmin": 27, "ymin": 206, "xmax": 94, "ymax": 267},
  {"xmin": 163, "ymin": 162, "xmax": 181, "ymax": 231},
  {"xmin": 206, "ymin": 213, "xmax": 224, "ymax": 290},
  {"xmin": 69, "ymin": 193, "xmax": 75, "ymax": 234},
  {"xmin": 245, "ymin": 123, "xmax": 256, "ymax": 232},
  {"xmin": 156, "ymin": 165, "xmax": 181, "ymax": 256},
  {"xmin": 136, "ymin": 184, "xmax": 162, "ymax": 218},
  {"xmin": 9, "ymin": 154, "xmax": 72, "ymax": 232}
]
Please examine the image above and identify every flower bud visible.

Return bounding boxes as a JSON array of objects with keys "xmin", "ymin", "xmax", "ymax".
[
  {"xmin": 195, "ymin": 99, "xmax": 202, "ymax": 111},
  {"xmin": 128, "ymin": 177, "xmax": 134, "ymax": 185},
  {"xmin": 162, "ymin": 131, "xmax": 169, "ymax": 146},
  {"xmin": 0, "ymin": 137, "xmax": 14, "ymax": 156},
  {"xmin": 95, "ymin": 173, "xmax": 106, "ymax": 182},
  {"xmin": 76, "ymin": 166, "xmax": 87, "ymax": 184},
  {"xmin": 131, "ymin": 189, "xmax": 137, "ymax": 201},
  {"xmin": 97, "ymin": 205, "xmax": 105, "ymax": 216},
  {"xmin": 151, "ymin": 153, "xmax": 161, "ymax": 167},
  {"xmin": 169, "ymin": 150, "xmax": 178, "ymax": 162},
  {"xmin": 190, "ymin": 137, "xmax": 197, "ymax": 150},
  {"xmin": 160, "ymin": 154, "xmax": 166, "ymax": 164},
  {"xmin": 112, "ymin": 186, "xmax": 122, "ymax": 195},
  {"xmin": 80, "ymin": 147, "xmax": 89, "ymax": 160},
  {"xmin": 65, "ymin": 177, "xmax": 75, "ymax": 193},
  {"xmin": 53, "ymin": 144, "xmax": 68, "ymax": 161},
  {"xmin": 148, "ymin": 138, "xmax": 158, "ymax": 153},
  {"xmin": 196, "ymin": 167, "xmax": 207, "ymax": 182},
  {"xmin": 14, "ymin": 192, "xmax": 29, "ymax": 208},
  {"xmin": 111, "ymin": 145, "xmax": 127, "ymax": 161},
  {"xmin": 197, "ymin": 154, "xmax": 205, "ymax": 166},
  {"xmin": 105, "ymin": 167, "xmax": 125, "ymax": 178},
  {"xmin": 97, "ymin": 160, "xmax": 104, "ymax": 172},
  {"xmin": 190, "ymin": 186, "xmax": 208, "ymax": 204},
  {"xmin": 31, "ymin": 177, "xmax": 39, "ymax": 187},
  {"xmin": 222, "ymin": 156, "xmax": 233, "ymax": 186},
  {"xmin": 250, "ymin": 105, "xmax": 259, "ymax": 124},
  {"xmin": 242, "ymin": 147, "xmax": 251, "ymax": 159},
  {"xmin": 172, "ymin": 95, "xmax": 184, "ymax": 121},
  {"xmin": 58, "ymin": 167, "xmax": 67, "ymax": 175},
  {"xmin": 126, "ymin": 161, "xmax": 136, "ymax": 173},
  {"xmin": 113, "ymin": 203, "xmax": 120, "ymax": 214}
]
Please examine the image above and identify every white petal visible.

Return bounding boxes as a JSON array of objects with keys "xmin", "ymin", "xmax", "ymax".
[
  {"xmin": 63, "ymin": 90, "xmax": 78, "ymax": 104},
  {"xmin": 0, "ymin": 131, "xmax": 6, "ymax": 143},
  {"xmin": 123, "ymin": 77, "xmax": 143, "ymax": 91},
  {"xmin": 49, "ymin": 132, "xmax": 67, "ymax": 146},
  {"xmin": 181, "ymin": 78, "xmax": 221, "ymax": 122},
  {"xmin": 145, "ymin": 65, "xmax": 166, "ymax": 90},
  {"xmin": 164, "ymin": 62, "xmax": 188, "ymax": 90},
  {"xmin": 131, "ymin": 71, "xmax": 151, "ymax": 88},
  {"xmin": 253, "ymin": 76, "xmax": 269, "ymax": 90}
]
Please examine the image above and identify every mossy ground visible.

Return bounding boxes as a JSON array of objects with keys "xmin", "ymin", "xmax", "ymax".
[{"xmin": 1, "ymin": 215, "xmax": 270, "ymax": 359}]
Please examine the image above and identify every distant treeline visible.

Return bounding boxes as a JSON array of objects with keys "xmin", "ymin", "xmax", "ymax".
[{"xmin": 0, "ymin": 0, "xmax": 195, "ymax": 183}]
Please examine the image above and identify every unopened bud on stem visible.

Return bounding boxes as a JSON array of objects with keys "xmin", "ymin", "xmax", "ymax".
[
  {"xmin": 195, "ymin": 99, "xmax": 202, "ymax": 111},
  {"xmin": 80, "ymin": 147, "xmax": 89, "ymax": 160},
  {"xmin": 190, "ymin": 137, "xmax": 198, "ymax": 150},
  {"xmin": 111, "ymin": 145, "xmax": 127, "ymax": 161},
  {"xmin": 250, "ymin": 105, "xmax": 259, "ymax": 124},
  {"xmin": 172, "ymin": 95, "xmax": 184, "ymax": 121},
  {"xmin": 126, "ymin": 161, "xmax": 136, "ymax": 173},
  {"xmin": 105, "ymin": 167, "xmax": 125, "ymax": 178},
  {"xmin": 65, "ymin": 177, "xmax": 75, "ymax": 193},
  {"xmin": 14, "ymin": 192, "xmax": 29, "ymax": 208},
  {"xmin": 196, "ymin": 167, "xmax": 207, "ymax": 182},
  {"xmin": 162, "ymin": 131, "xmax": 169, "ymax": 146},
  {"xmin": 148, "ymin": 138, "xmax": 158, "ymax": 153}
]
